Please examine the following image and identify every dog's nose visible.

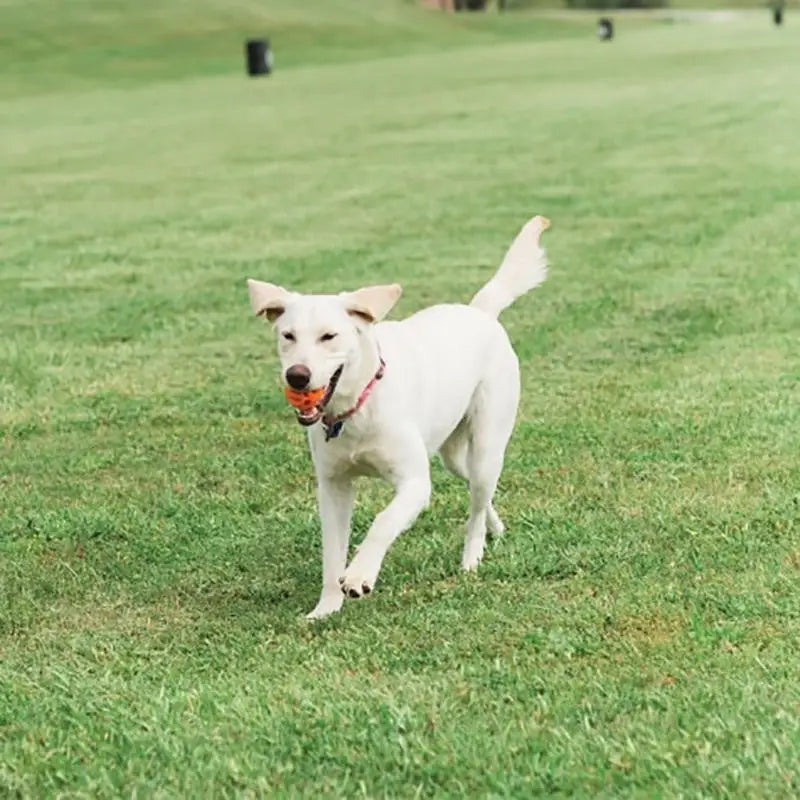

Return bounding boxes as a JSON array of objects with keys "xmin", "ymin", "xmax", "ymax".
[{"xmin": 285, "ymin": 364, "xmax": 311, "ymax": 390}]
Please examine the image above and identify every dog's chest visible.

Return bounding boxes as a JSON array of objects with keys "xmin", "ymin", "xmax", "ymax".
[
  {"xmin": 318, "ymin": 432, "xmax": 391, "ymax": 479},
  {"xmin": 342, "ymin": 442, "xmax": 386, "ymax": 478}
]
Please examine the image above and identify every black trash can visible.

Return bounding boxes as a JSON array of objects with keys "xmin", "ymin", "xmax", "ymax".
[
  {"xmin": 245, "ymin": 39, "xmax": 272, "ymax": 76},
  {"xmin": 597, "ymin": 18, "xmax": 614, "ymax": 41}
]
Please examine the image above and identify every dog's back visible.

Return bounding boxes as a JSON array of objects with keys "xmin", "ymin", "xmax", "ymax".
[{"xmin": 369, "ymin": 216, "xmax": 550, "ymax": 453}]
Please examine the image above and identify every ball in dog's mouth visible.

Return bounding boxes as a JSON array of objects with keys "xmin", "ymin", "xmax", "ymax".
[
  {"xmin": 282, "ymin": 365, "xmax": 344, "ymax": 427},
  {"xmin": 284, "ymin": 386, "xmax": 325, "ymax": 425}
]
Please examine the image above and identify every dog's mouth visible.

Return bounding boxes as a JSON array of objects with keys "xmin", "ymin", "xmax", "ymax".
[
  {"xmin": 288, "ymin": 365, "xmax": 344, "ymax": 427},
  {"xmin": 295, "ymin": 404, "xmax": 323, "ymax": 426}
]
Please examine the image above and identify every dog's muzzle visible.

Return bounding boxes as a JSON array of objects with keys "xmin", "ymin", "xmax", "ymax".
[{"xmin": 291, "ymin": 364, "xmax": 344, "ymax": 427}]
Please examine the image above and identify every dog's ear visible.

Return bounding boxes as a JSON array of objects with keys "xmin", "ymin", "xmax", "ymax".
[
  {"xmin": 247, "ymin": 279, "xmax": 293, "ymax": 322},
  {"xmin": 341, "ymin": 284, "xmax": 402, "ymax": 324}
]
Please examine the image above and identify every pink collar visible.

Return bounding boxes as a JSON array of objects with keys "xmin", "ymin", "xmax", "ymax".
[{"xmin": 322, "ymin": 357, "xmax": 385, "ymax": 441}]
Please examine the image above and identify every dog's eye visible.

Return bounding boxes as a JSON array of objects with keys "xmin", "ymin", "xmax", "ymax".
[
  {"xmin": 282, "ymin": 332, "xmax": 296, "ymax": 342},
  {"xmin": 320, "ymin": 333, "xmax": 337, "ymax": 342}
]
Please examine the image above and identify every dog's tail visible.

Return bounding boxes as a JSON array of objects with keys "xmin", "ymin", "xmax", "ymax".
[{"xmin": 470, "ymin": 215, "xmax": 550, "ymax": 319}]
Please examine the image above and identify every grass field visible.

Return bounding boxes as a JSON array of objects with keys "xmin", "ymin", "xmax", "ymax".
[{"xmin": 2, "ymin": 0, "xmax": 800, "ymax": 796}]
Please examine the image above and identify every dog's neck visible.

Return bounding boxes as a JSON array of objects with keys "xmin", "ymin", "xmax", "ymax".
[{"xmin": 326, "ymin": 327, "xmax": 383, "ymax": 418}]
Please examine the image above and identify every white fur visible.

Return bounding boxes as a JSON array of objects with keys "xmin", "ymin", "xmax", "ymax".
[{"xmin": 247, "ymin": 215, "xmax": 550, "ymax": 618}]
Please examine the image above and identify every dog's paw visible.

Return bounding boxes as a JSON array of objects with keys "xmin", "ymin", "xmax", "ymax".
[
  {"xmin": 461, "ymin": 553, "xmax": 482, "ymax": 572},
  {"xmin": 461, "ymin": 539, "xmax": 485, "ymax": 572},
  {"xmin": 339, "ymin": 573, "xmax": 373, "ymax": 598},
  {"xmin": 305, "ymin": 593, "xmax": 344, "ymax": 620},
  {"xmin": 339, "ymin": 554, "xmax": 379, "ymax": 598},
  {"xmin": 340, "ymin": 547, "xmax": 382, "ymax": 598}
]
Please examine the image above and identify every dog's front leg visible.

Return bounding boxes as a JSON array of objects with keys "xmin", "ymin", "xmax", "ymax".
[
  {"xmin": 306, "ymin": 476, "xmax": 355, "ymax": 620},
  {"xmin": 340, "ymin": 461, "xmax": 431, "ymax": 599}
]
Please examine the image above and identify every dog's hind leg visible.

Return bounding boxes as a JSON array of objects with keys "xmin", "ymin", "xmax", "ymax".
[
  {"xmin": 486, "ymin": 502, "xmax": 505, "ymax": 537},
  {"xmin": 461, "ymin": 371, "xmax": 519, "ymax": 571},
  {"xmin": 439, "ymin": 420, "xmax": 470, "ymax": 478},
  {"xmin": 440, "ymin": 424, "xmax": 505, "ymax": 537},
  {"xmin": 461, "ymin": 445, "xmax": 503, "ymax": 571}
]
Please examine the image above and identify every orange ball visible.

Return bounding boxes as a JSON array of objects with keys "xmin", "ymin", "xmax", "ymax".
[{"xmin": 284, "ymin": 386, "xmax": 325, "ymax": 413}]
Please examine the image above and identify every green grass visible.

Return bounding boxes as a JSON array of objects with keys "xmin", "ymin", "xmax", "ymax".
[
  {"xmin": 0, "ymin": 0, "xmax": 592, "ymax": 97},
  {"xmin": 2, "ymin": 0, "xmax": 800, "ymax": 797}
]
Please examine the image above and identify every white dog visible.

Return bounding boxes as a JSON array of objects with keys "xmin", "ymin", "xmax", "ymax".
[{"xmin": 247, "ymin": 215, "xmax": 550, "ymax": 618}]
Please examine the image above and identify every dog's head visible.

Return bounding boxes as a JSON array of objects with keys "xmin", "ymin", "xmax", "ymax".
[{"xmin": 247, "ymin": 279, "xmax": 401, "ymax": 425}]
